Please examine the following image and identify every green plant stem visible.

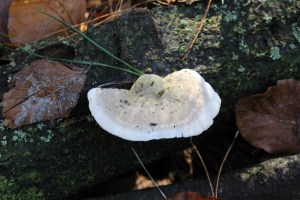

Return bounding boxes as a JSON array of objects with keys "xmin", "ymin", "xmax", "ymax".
[
  {"xmin": 24, "ymin": 49, "xmax": 142, "ymax": 76},
  {"xmin": 37, "ymin": 10, "xmax": 144, "ymax": 75}
]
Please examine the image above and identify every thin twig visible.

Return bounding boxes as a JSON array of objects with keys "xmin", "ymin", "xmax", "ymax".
[
  {"xmin": 215, "ymin": 130, "xmax": 239, "ymax": 197},
  {"xmin": 132, "ymin": 147, "xmax": 167, "ymax": 200},
  {"xmin": 182, "ymin": 0, "xmax": 212, "ymax": 59},
  {"xmin": 191, "ymin": 137, "xmax": 215, "ymax": 197}
]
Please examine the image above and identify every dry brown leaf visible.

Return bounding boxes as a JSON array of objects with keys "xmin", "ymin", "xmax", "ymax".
[
  {"xmin": 234, "ymin": 79, "xmax": 300, "ymax": 154},
  {"xmin": 169, "ymin": 192, "xmax": 220, "ymax": 200},
  {"xmin": 2, "ymin": 59, "xmax": 86, "ymax": 129},
  {"xmin": 0, "ymin": 0, "xmax": 12, "ymax": 42},
  {"xmin": 8, "ymin": 0, "xmax": 86, "ymax": 45}
]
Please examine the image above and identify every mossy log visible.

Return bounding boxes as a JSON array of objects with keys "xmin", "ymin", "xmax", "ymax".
[
  {"xmin": 0, "ymin": 1, "xmax": 299, "ymax": 199},
  {"xmin": 95, "ymin": 154, "xmax": 300, "ymax": 200}
]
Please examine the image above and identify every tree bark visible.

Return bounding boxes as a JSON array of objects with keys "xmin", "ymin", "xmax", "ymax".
[{"xmin": 0, "ymin": 0, "xmax": 299, "ymax": 199}]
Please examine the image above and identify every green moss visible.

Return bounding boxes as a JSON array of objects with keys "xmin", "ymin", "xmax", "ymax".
[
  {"xmin": 0, "ymin": 176, "xmax": 16, "ymax": 193},
  {"xmin": 0, "ymin": 176, "xmax": 44, "ymax": 200},
  {"xmin": 59, "ymin": 118, "xmax": 77, "ymax": 133},
  {"xmin": 54, "ymin": 174, "xmax": 76, "ymax": 195},
  {"xmin": 196, "ymin": 16, "xmax": 222, "ymax": 49},
  {"xmin": 240, "ymin": 156, "xmax": 291, "ymax": 184},
  {"xmin": 152, "ymin": 7, "xmax": 212, "ymax": 56},
  {"xmin": 23, "ymin": 187, "xmax": 44, "ymax": 200},
  {"xmin": 25, "ymin": 126, "xmax": 34, "ymax": 133},
  {"xmin": 19, "ymin": 170, "xmax": 42, "ymax": 183},
  {"xmin": 85, "ymin": 114, "xmax": 94, "ymax": 123}
]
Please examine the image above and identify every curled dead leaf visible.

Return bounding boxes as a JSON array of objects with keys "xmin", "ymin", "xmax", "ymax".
[
  {"xmin": 2, "ymin": 59, "xmax": 86, "ymax": 129},
  {"xmin": 234, "ymin": 79, "xmax": 300, "ymax": 154},
  {"xmin": 168, "ymin": 192, "xmax": 220, "ymax": 200}
]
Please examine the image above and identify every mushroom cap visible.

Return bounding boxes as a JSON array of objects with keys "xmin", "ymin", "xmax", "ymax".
[{"xmin": 88, "ymin": 69, "xmax": 221, "ymax": 141}]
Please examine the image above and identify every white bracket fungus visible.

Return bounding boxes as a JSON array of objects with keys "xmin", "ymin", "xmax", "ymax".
[{"xmin": 88, "ymin": 69, "xmax": 221, "ymax": 141}]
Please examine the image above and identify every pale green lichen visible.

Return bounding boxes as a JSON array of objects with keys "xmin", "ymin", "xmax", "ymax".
[
  {"xmin": 240, "ymin": 171, "xmax": 251, "ymax": 181},
  {"xmin": 239, "ymin": 39, "xmax": 250, "ymax": 54},
  {"xmin": 61, "ymin": 38, "xmax": 71, "ymax": 45},
  {"xmin": 232, "ymin": 52, "xmax": 239, "ymax": 60},
  {"xmin": 255, "ymin": 52, "xmax": 266, "ymax": 57},
  {"xmin": 233, "ymin": 25, "xmax": 246, "ymax": 35},
  {"xmin": 40, "ymin": 130, "xmax": 53, "ymax": 143},
  {"xmin": 280, "ymin": 41, "xmax": 287, "ymax": 48},
  {"xmin": 36, "ymin": 123, "xmax": 46, "ymax": 130},
  {"xmin": 9, "ymin": 61, "xmax": 16, "ymax": 67},
  {"xmin": 7, "ymin": 75, "xmax": 13, "ymax": 83},
  {"xmin": 269, "ymin": 47, "xmax": 281, "ymax": 60},
  {"xmin": 22, "ymin": 44, "xmax": 33, "ymax": 52},
  {"xmin": 238, "ymin": 65, "xmax": 246, "ymax": 72},
  {"xmin": 223, "ymin": 10, "xmax": 238, "ymax": 22},
  {"xmin": 292, "ymin": 23, "xmax": 300, "ymax": 43},
  {"xmin": 262, "ymin": 14, "xmax": 273, "ymax": 24},
  {"xmin": 289, "ymin": 43, "xmax": 297, "ymax": 49},
  {"xmin": 1, "ymin": 136, "xmax": 7, "ymax": 146},
  {"xmin": 11, "ymin": 130, "xmax": 28, "ymax": 143},
  {"xmin": 0, "ymin": 120, "xmax": 5, "ymax": 131}
]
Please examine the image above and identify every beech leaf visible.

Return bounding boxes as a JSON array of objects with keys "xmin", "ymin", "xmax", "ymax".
[
  {"xmin": 234, "ymin": 79, "xmax": 300, "ymax": 154},
  {"xmin": 8, "ymin": 0, "xmax": 86, "ymax": 45},
  {"xmin": 2, "ymin": 59, "xmax": 86, "ymax": 129}
]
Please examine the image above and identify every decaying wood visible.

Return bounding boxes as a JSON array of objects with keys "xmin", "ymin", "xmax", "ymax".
[
  {"xmin": 0, "ymin": 0, "xmax": 299, "ymax": 199},
  {"xmin": 95, "ymin": 154, "xmax": 300, "ymax": 200}
]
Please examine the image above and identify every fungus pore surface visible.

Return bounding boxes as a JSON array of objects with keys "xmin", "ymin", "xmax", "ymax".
[{"xmin": 88, "ymin": 69, "xmax": 221, "ymax": 141}]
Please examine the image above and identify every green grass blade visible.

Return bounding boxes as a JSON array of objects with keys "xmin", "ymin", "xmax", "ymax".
[
  {"xmin": 37, "ymin": 10, "xmax": 144, "ymax": 75},
  {"xmin": 24, "ymin": 49, "xmax": 142, "ymax": 76}
]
